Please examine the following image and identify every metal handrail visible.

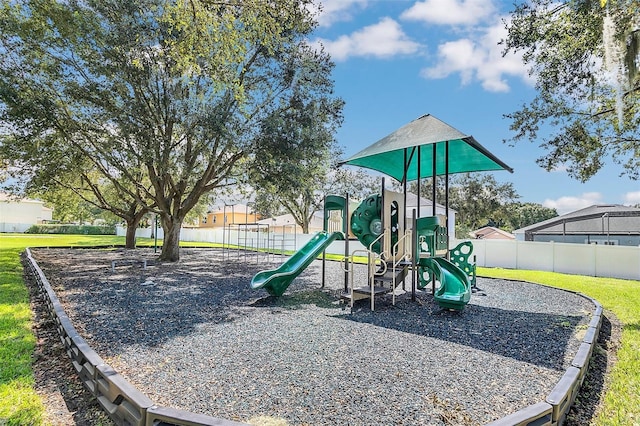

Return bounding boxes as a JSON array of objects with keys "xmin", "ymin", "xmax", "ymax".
[
  {"xmin": 367, "ymin": 230, "xmax": 392, "ymax": 310},
  {"xmin": 347, "ymin": 228, "xmax": 401, "ymax": 311},
  {"xmin": 347, "ymin": 249, "xmax": 376, "ymax": 309},
  {"xmin": 368, "ymin": 229, "xmax": 389, "ymax": 261},
  {"xmin": 391, "ymin": 229, "xmax": 413, "ymax": 306},
  {"xmin": 341, "ymin": 255, "xmax": 351, "ymax": 273}
]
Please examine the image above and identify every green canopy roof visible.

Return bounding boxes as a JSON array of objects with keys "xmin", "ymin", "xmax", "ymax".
[{"xmin": 341, "ymin": 114, "xmax": 513, "ymax": 182}]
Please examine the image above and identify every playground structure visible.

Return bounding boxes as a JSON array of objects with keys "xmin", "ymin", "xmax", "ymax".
[
  {"xmin": 346, "ymin": 188, "xmax": 477, "ymax": 310},
  {"xmin": 251, "ymin": 114, "xmax": 511, "ymax": 311},
  {"xmin": 250, "ymin": 189, "xmax": 478, "ymax": 310}
]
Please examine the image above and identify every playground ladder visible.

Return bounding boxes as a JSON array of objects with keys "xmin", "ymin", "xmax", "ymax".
[
  {"xmin": 389, "ymin": 229, "xmax": 412, "ymax": 306},
  {"xmin": 343, "ymin": 229, "xmax": 412, "ymax": 311}
]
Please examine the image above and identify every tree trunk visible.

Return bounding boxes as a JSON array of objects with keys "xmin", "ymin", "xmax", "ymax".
[
  {"xmin": 159, "ymin": 216, "xmax": 182, "ymax": 261},
  {"xmin": 125, "ymin": 222, "xmax": 138, "ymax": 249},
  {"xmin": 124, "ymin": 209, "xmax": 148, "ymax": 249}
]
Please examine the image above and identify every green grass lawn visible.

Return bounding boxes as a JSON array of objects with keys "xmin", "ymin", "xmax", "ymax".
[
  {"xmin": 0, "ymin": 233, "xmax": 220, "ymax": 424},
  {"xmin": 0, "ymin": 234, "xmax": 137, "ymax": 424},
  {"xmin": 478, "ymin": 267, "xmax": 640, "ymax": 426},
  {"xmin": 1, "ymin": 234, "xmax": 638, "ymax": 425}
]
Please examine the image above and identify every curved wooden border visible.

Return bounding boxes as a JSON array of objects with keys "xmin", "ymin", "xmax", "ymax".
[
  {"xmin": 25, "ymin": 248, "xmax": 246, "ymax": 426},
  {"xmin": 486, "ymin": 294, "xmax": 602, "ymax": 426},
  {"xmin": 25, "ymin": 248, "xmax": 602, "ymax": 426}
]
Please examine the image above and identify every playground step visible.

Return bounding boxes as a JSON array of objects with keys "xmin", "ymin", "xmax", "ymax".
[
  {"xmin": 340, "ymin": 291, "xmax": 369, "ymax": 302},
  {"xmin": 375, "ymin": 265, "xmax": 409, "ymax": 285},
  {"xmin": 374, "ymin": 275, "xmax": 403, "ymax": 285},
  {"xmin": 340, "ymin": 293, "xmax": 369, "ymax": 302},
  {"xmin": 352, "ymin": 286, "xmax": 391, "ymax": 296},
  {"xmin": 341, "ymin": 286, "xmax": 391, "ymax": 301}
]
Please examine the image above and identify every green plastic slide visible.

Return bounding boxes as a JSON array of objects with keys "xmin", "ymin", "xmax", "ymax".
[
  {"xmin": 420, "ymin": 257, "xmax": 471, "ymax": 311},
  {"xmin": 250, "ymin": 231, "xmax": 342, "ymax": 297}
]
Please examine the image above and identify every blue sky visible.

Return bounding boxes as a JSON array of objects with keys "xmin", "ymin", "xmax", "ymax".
[{"xmin": 309, "ymin": 0, "xmax": 639, "ymax": 215}]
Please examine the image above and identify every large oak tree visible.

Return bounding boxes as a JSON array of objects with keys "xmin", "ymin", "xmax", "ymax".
[
  {"xmin": 0, "ymin": 0, "xmax": 339, "ymax": 260},
  {"xmin": 503, "ymin": 0, "xmax": 639, "ymax": 181},
  {"xmin": 249, "ymin": 90, "xmax": 349, "ymax": 233}
]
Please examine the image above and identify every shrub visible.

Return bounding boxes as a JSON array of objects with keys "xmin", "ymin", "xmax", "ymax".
[{"xmin": 25, "ymin": 224, "xmax": 116, "ymax": 235}]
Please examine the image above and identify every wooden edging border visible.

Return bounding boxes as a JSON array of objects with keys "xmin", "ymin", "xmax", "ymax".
[
  {"xmin": 485, "ymin": 285, "xmax": 603, "ymax": 426},
  {"xmin": 24, "ymin": 248, "xmax": 247, "ymax": 426},
  {"xmin": 25, "ymin": 248, "xmax": 602, "ymax": 426}
]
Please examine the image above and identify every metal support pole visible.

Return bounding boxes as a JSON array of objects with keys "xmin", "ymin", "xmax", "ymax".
[
  {"xmin": 432, "ymin": 144, "xmax": 437, "ymax": 216},
  {"xmin": 417, "ymin": 146, "xmax": 421, "ymax": 219},
  {"xmin": 403, "ymin": 148, "xmax": 408, "ymax": 232},
  {"xmin": 344, "ymin": 193, "xmax": 350, "ymax": 294},
  {"xmin": 322, "ymin": 196, "xmax": 326, "ymax": 289},
  {"xmin": 445, "ymin": 140, "xmax": 450, "ymax": 258},
  {"xmin": 381, "ymin": 177, "xmax": 385, "ymax": 255},
  {"xmin": 154, "ymin": 215, "xmax": 158, "ymax": 253},
  {"xmin": 411, "ymin": 208, "xmax": 416, "ymax": 302}
]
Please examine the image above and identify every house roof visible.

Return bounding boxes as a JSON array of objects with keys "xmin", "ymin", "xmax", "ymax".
[
  {"xmin": 0, "ymin": 192, "xmax": 46, "ymax": 205},
  {"xmin": 469, "ymin": 226, "xmax": 515, "ymax": 240},
  {"xmin": 515, "ymin": 204, "xmax": 640, "ymax": 234},
  {"xmin": 257, "ymin": 213, "xmax": 323, "ymax": 228},
  {"xmin": 208, "ymin": 203, "xmax": 254, "ymax": 215}
]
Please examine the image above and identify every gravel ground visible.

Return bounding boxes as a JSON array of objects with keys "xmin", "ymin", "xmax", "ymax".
[{"xmin": 32, "ymin": 247, "xmax": 596, "ymax": 425}]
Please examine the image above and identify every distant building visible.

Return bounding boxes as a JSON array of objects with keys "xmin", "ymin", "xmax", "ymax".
[
  {"xmin": 258, "ymin": 213, "xmax": 324, "ymax": 234},
  {"xmin": 0, "ymin": 193, "xmax": 54, "ymax": 232},
  {"xmin": 514, "ymin": 204, "xmax": 640, "ymax": 246},
  {"xmin": 405, "ymin": 193, "xmax": 456, "ymax": 238},
  {"xmin": 198, "ymin": 204, "xmax": 261, "ymax": 228},
  {"xmin": 196, "ymin": 193, "xmax": 456, "ymax": 236},
  {"xmin": 469, "ymin": 226, "xmax": 515, "ymax": 240}
]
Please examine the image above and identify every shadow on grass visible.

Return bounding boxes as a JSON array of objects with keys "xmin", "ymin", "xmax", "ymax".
[{"xmin": 623, "ymin": 321, "xmax": 640, "ymax": 332}]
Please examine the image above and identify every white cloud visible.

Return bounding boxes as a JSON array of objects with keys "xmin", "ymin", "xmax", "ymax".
[
  {"xmin": 316, "ymin": 17, "xmax": 422, "ymax": 62},
  {"xmin": 401, "ymin": 0, "xmax": 496, "ymax": 26},
  {"xmin": 623, "ymin": 191, "xmax": 640, "ymax": 205},
  {"xmin": 419, "ymin": 17, "xmax": 532, "ymax": 92},
  {"xmin": 542, "ymin": 192, "xmax": 603, "ymax": 215},
  {"xmin": 310, "ymin": 0, "xmax": 370, "ymax": 27},
  {"xmin": 549, "ymin": 164, "xmax": 569, "ymax": 173}
]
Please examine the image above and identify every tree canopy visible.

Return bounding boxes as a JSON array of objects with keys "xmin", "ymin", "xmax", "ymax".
[
  {"xmin": 410, "ymin": 173, "xmax": 557, "ymax": 237},
  {"xmin": 501, "ymin": 202, "xmax": 558, "ymax": 232},
  {"xmin": 0, "ymin": 0, "xmax": 340, "ymax": 260},
  {"xmin": 503, "ymin": 0, "xmax": 639, "ymax": 181},
  {"xmin": 249, "ymin": 91, "xmax": 341, "ymax": 229},
  {"xmin": 445, "ymin": 174, "xmax": 519, "ymax": 236},
  {"xmin": 247, "ymin": 90, "xmax": 381, "ymax": 233}
]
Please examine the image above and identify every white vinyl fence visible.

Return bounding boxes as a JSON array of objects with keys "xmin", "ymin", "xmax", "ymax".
[
  {"xmin": 456, "ymin": 238, "xmax": 640, "ymax": 281},
  {"xmin": 118, "ymin": 227, "xmax": 640, "ymax": 280}
]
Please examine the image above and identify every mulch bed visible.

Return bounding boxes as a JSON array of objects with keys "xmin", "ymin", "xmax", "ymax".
[{"xmin": 25, "ymin": 247, "xmax": 620, "ymax": 425}]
